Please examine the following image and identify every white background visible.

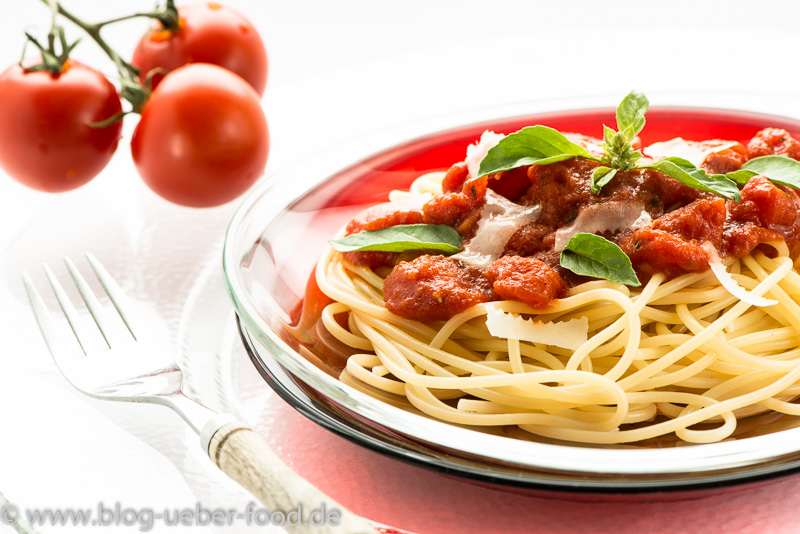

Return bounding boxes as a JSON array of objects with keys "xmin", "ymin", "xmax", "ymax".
[
  {"xmin": 2, "ymin": 1, "xmax": 800, "ymax": 533},
  {"xmin": 4, "ymin": 0, "xmax": 800, "ymax": 250}
]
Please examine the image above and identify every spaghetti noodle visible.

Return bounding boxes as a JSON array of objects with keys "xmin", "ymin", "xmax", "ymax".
[{"xmin": 314, "ymin": 168, "xmax": 800, "ymax": 445}]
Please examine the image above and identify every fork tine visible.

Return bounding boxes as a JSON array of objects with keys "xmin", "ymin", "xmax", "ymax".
[
  {"xmin": 85, "ymin": 253, "xmax": 138, "ymax": 341},
  {"xmin": 42, "ymin": 264, "xmax": 93, "ymax": 354},
  {"xmin": 64, "ymin": 256, "xmax": 115, "ymax": 348},
  {"xmin": 22, "ymin": 270, "xmax": 75, "ymax": 356}
]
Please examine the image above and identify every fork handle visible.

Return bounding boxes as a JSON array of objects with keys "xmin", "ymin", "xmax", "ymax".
[{"xmin": 207, "ymin": 420, "xmax": 384, "ymax": 534}]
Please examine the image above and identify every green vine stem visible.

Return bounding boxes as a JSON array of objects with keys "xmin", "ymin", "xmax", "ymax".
[
  {"xmin": 34, "ymin": 0, "xmax": 180, "ymax": 113},
  {"xmin": 21, "ymin": 0, "xmax": 78, "ymax": 73},
  {"xmin": 92, "ymin": 0, "xmax": 179, "ymax": 31}
]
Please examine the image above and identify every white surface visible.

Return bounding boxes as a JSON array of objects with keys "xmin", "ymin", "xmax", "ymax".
[
  {"xmin": 1, "ymin": 1, "xmax": 800, "ymax": 533},
  {"xmin": 4, "ymin": 0, "xmax": 800, "ymax": 251},
  {"xmin": 2, "ymin": 0, "xmax": 800, "ymax": 247}
]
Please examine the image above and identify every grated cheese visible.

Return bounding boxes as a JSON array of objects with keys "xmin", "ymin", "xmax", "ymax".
[
  {"xmin": 700, "ymin": 242, "xmax": 777, "ymax": 308},
  {"xmin": 450, "ymin": 190, "xmax": 540, "ymax": 268},
  {"xmin": 643, "ymin": 138, "xmax": 738, "ymax": 167},
  {"xmin": 485, "ymin": 307, "xmax": 589, "ymax": 350},
  {"xmin": 465, "ymin": 130, "xmax": 506, "ymax": 179},
  {"xmin": 385, "ymin": 190, "xmax": 434, "ymax": 206},
  {"xmin": 563, "ymin": 132, "xmax": 605, "ymax": 158},
  {"xmin": 554, "ymin": 201, "xmax": 651, "ymax": 252}
]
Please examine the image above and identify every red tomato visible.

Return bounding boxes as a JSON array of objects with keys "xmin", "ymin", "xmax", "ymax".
[
  {"xmin": 131, "ymin": 2, "xmax": 267, "ymax": 95},
  {"xmin": 0, "ymin": 60, "xmax": 123, "ymax": 192},
  {"xmin": 130, "ymin": 63, "xmax": 269, "ymax": 207}
]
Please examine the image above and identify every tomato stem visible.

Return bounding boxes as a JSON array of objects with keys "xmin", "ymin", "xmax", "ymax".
[
  {"xmin": 29, "ymin": 0, "xmax": 184, "ymax": 113},
  {"xmin": 46, "ymin": 0, "xmax": 58, "ymax": 52},
  {"xmin": 37, "ymin": 0, "xmax": 155, "ymax": 113},
  {"xmin": 49, "ymin": 2, "xmax": 138, "ymax": 79},
  {"xmin": 21, "ymin": 0, "xmax": 78, "ymax": 74},
  {"xmin": 90, "ymin": 1, "xmax": 180, "ymax": 31}
]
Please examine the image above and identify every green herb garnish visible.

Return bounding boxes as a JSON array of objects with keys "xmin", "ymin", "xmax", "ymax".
[
  {"xmin": 641, "ymin": 157, "xmax": 741, "ymax": 201},
  {"xmin": 477, "ymin": 125, "xmax": 597, "ymax": 177},
  {"xmin": 560, "ymin": 233, "xmax": 641, "ymax": 287},
  {"xmin": 590, "ymin": 166, "xmax": 618, "ymax": 195},
  {"xmin": 475, "ymin": 90, "xmax": 747, "ymax": 202},
  {"xmin": 329, "ymin": 224, "xmax": 462, "ymax": 254},
  {"xmin": 599, "ymin": 90, "xmax": 648, "ymax": 171},
  {"xmin": 737, "ymin": 155, "xmax": 800, "ymax": 191}
]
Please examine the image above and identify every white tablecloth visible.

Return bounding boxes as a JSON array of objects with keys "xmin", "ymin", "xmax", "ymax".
[{"xmin": 3, "ymin": 2, "xmax": 800, "ymax": 533}]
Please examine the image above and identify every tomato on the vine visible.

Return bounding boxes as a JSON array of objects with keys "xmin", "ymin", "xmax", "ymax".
[
  {"xmin": 0, "ymin": 60, "xmax": 123, "ymax": 192},
  {"xmin": 130, "ymin": 63, "xmax": 268, "ymax": 208},
  {"xmin": 131, "ymin": 3, "xmax": 267, "ymax": 96}
]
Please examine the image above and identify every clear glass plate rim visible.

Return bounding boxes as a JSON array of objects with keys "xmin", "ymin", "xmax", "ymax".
[
  {"xmin": 238, "ymin": 318, "xmax": 800, "ymax": 491},
  {"xmin": 222, "ymin": 92, "xmax": 800, "ymax": 481}
]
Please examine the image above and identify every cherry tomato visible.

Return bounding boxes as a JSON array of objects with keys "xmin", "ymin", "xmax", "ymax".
[
  {"xmin": 132, "ymin": 3, "xmax": 267, "ymax": 95},
  {"xmin": 130, "ymin": 63, "xmax": 269, "ymax": 208},
  {"xmin": 0, "ymin": 60, "xmax": 123, "ymax": 192}
]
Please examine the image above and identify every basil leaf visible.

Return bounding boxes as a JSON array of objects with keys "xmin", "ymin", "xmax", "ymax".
[
  {"xmin": 477, "ymin": 125, "xmax": 599, "ymax": 178},
  {"xmin": 616, "ymin": 90, "xmax": 649, "ymax": 141},
  {"xmin": 590, "ymin": 166, "xmax": 617, "ymax": 195},
  {"xmin": 602, "ymin": 125, "xmax": 617, "ymax": 146},
  {"xmin": 741, "ymin": 155, "xmax": 800, "ymax": 191},
  {"xmin": 329, "ymin": 224, "xmax": 462, "ymax": 253},
  {"xmin": 560, "ymin": 233, "xmax": 641, "ymax": 287},
  {"xmin": 602, "ymin": 127, "xmax": 628, "ymax": 159},
  {"xmin": 602, "ymin": 92, "xmax": 646, "ymax": 172},
  {"xmin": 725, "ymin": 169, "xmax": 758, "ymax": 186},
  {"xmin": 643, "ymin": 157, "xmax": 742, "ymax": 202}
]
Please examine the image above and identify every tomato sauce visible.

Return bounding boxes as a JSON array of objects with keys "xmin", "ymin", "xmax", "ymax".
[
  {"xmin": 339, "ymin": 128, "xmax": 800, "ymax": 322},
  {"xmin": 486, "ymin": 256, "xmax": 567, "ymax": 310},
  {"xmin": 383, "ymin": 255, "xmax": 495, "ymax": 321}
]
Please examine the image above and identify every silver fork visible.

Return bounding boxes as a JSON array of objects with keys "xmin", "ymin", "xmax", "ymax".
[{"xmin": 23, "ymin": 254, "xmax": 386, "ymax": 534}]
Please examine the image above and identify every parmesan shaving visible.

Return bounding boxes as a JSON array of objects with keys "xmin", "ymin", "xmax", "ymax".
[
  {"xmin": 386, "ymin": 190, "xmax": 434, "ymax": 206},
  {"xmin": 701, "ymin": 242, "xmax": 778, "ymax": 307},
  {"xmin": 563, "ymin": 132, "xmax": 605, "ymax": 158},
  {"xmin": 554, "ymin": 201, "xmax": 651, "ymax": 252},
  {"xmin": 643, "ymin": 138, "xmax": 737, "ymax": 167},
  {"xmin": 450, "ymin": 190, "xmax": 540, "ymax": 268},
  {"xmin": 485, "ymin": 307, "xmax": 589, "ymax": 350},
  {"xmin": 465, "ymin": 130, "xmax": 505, "ymax": 179}
]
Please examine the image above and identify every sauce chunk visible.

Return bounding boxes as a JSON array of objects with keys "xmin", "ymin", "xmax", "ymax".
[
  {"xmin": 383, "ymin": 255, "xmax": 494, "ymax": 321},
  {"xmin": 622, "ymin": 199, "xmax": 726, "ymax": 279},
  {"xmin": 486, "ymin": 256, "xmax": 566, "ymax": 310}
]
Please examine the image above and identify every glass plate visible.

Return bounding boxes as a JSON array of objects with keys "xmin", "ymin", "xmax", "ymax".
[{"xmin": 223, "ymin": 93, "xmax": 800, "ymax": 491}]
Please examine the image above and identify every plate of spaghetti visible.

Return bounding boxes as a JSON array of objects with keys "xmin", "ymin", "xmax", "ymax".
[{"xmin": 224, "ymin": 92, "xmax": 800, "ymax": 489}]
